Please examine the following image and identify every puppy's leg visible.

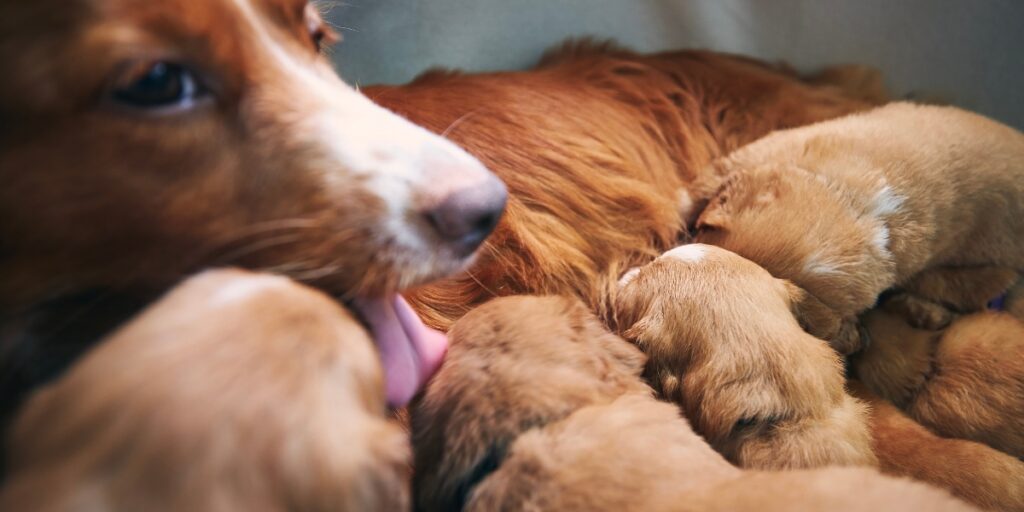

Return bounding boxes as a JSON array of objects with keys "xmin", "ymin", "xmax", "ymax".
[
  {"xmin": 902, "ymin": 266, "xmax": 1020, "ymax": 313},
  {"xmin": 881, "ymin": 292, "xmax": 956, "ymax": 331},
  {"xmin": 784, "ymin": 281, "xmax": 864, "ymax": 354}
]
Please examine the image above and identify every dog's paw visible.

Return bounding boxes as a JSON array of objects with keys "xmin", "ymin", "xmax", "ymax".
[
  {"xmin": 829, "ymin": 318, "xmax": 866, "ymax": 355},
  {"xmin": 882, "ymin": 293, "xmax": 955, "ymax": 330}
]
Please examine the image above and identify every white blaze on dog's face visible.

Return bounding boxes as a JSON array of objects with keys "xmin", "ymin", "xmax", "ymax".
[
  {"xmin": 0, "ymin": 0, "xmax": 507, "ymax": 305},
  {"xmin": 0, "ymin": 0, "xmax": 506, "ymax": 406}
]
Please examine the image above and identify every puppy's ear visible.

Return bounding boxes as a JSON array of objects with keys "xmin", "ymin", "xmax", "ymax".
[
  {"xmin": 781, "ymin": 280, "xmax": 843, "ymax": 341},
  {"xmin": 567, "ymin": 297, "xmax": 647, "ymax": 377},
  {"xmin": 694, "ymin": 202, "xmax": 730, "ymax": 232}
]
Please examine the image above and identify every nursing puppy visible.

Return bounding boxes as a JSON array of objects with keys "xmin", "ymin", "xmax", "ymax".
[
  {"xmin": 1, "ymin": 270, "xmax": 410, "ymax": 512},
  {"xmin": 851, "ymin": 382, "xmax": 1024, "ymax": 512},
  {"xmin": 614, "ymin": 244, "xmax": 876, "ymax": 469},
  {"xmin": 853, "ymin": 308, "xmax": 1024, "ymax": 459},
  {"xmin": 413, "ymin": 295, "xmax": 971, "ymax": 512},
  {"xmin": 692, "ymin": 102, "xmax": 1024, "ymax": 354}
]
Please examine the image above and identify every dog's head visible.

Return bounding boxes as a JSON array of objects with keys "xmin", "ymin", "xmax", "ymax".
[
  {"xmin": 410, "ymin": 295, "xmax": 648, "ymax": 511},
  {"xmin": 0, "ymin": 269, "xmax": 411, "ymax": 511},
  {"xmin": 615, "ymin": 244, "xmax": 875, "ymax": 468},
  {"xmin": 0, "ymin": 0, "xmax": 507, "ymax": 406},
  {"xmin": 0, "ymin": 0, "xmax": 506, "ymax": 312}
]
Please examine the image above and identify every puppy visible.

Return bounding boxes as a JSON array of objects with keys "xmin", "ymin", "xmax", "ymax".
[
  {"xmin": 853, "ymin": 308, "xmax": 1024, "ymax": 459},
  {"xmin": 413, "ymin": 295, "xmax": 973, "ymax": 511},
  {"xmin": 0, "ymin": 270, "xmax": 410, "ymax": 511},
  {"xmin": 851, "ymin": 381, "xmax": 1024, "ymax": 512},
  {"xmin": 614, "ymin": 244, "xmax": 876, "ymax": 469},
  {"xmin": 693, "ymin": 102, "xmax": 1024, "ymax": 354}
]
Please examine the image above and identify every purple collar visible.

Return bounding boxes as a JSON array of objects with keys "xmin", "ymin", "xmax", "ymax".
[{"xmin": 987, "ymin": 293, "xmax": 1008, "ymax": 311}]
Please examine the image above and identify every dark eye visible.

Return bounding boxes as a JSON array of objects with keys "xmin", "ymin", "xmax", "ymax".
[
  {"xmin": 305, "ymin": 3, "xmax": 338, "ymax": 51},
  {"xmin": 110, "ymin": 61, "xmax": 208, "ymax": 112}
]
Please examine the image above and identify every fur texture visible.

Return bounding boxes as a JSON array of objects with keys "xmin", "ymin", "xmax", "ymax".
[
  {"xmin": 854, "ymin": 308, "xmax": 1024, "ymax": 459},
  {"xmin": 694, "ymin": 102, "xmax": 1024, "ymax": 354},
  {"xmin": 851, "ymin": 382, "xmax": 1024, "ymax": 512},
  {"xmin": 413, "ymin": 295, "xmax": 973, "ymax": 512},
  {"xmin": 614, "ymin": 244, "xmax": 876, "ymax": 469},
  {"xmin": 0, "ymin": 270, "xmax": 410, "ymax": 512},
  {"xmin": 366, "ymin": 42, "xmax": 884, "ymax": 329}
]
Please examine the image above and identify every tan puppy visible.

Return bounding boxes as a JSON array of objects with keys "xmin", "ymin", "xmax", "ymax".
[
  {"xmin": 0, "ymin": 270, "xmax": 409, "ymax": 512},
  {"xmin": 414, "ymin": 295, "xmax": 973, "ymax": 511},
  {"xmin": 851, "ymin": 382, "xmax": 1024, "ymax": 512},
  {"xmin": 853, "ymin": 308, "xmax": 1024, "ymax": 459},
  {"xmin": 614, "ymin": 244, "xmax": 876, "ymax": 469},
  {"xmin": 692, "ymin": 102, "xmax": 1024, "ymax": 354}
]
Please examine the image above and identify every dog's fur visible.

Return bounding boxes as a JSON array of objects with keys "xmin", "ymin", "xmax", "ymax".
[
  {"xmin": 614, "ymin": 244, "xmax": 876, "ymax": 469},
  {"xmin": 414, "ymin": 295, "xmax": 973, "ymax": 512},
  {"xmin": 0, "ymin": 270, "xmax": 410, "ymax": 511},
  {"xmin": 853, "ymin": 308, "xmax": 1024, "ymax": 459},
  {"xmin": 693, "ymin": 102, "xmax": 1024, "ymax": 354},
  {"xmin": 367, "ymin": 42, "xmax": 885, "ymax": 329},
  {"xmin": 851, "ymin": 381, "xmax": 1024, "ymax": 512}
]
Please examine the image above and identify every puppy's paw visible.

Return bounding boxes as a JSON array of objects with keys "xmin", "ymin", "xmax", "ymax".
[
  {"xmin": 882, "ymin": 293, "xmax": 955, "ymax": 330},
  {"xmin": 830, "ymin": 318, "xmax": 866, "ymax": 355}
]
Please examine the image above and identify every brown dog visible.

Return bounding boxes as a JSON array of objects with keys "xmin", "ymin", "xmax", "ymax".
[
  {"xmin": 853, "ymin": 308, "xmax": 1024, "ymax": 459},
  {"xmin": 851, "ymin": 381, "xmax": 1024, "ymax": 512},
  {"xmin": 369, "ymin": 43, "xmax": 886, "ymax": 330},
  {"xmin": 692, "ymin": 102, "xmax": 1024, "ymax": 354},
  {"xmin": 414, "ymin": 295, "xmax": 973, "ymax": 511},
  {"xmin": 0, "ymin": 270, "xmax": 409, "ymax": 511},
  {"xmin": 614, "ymin": 244, "xmax": 876, "ymax": 469}
]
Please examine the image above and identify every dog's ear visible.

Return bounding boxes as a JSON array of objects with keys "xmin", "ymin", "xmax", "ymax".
[
  {"xmin": 566, "ymin": 297, "xmax": 648, "ymax": 377},
  {"xmin": 781, "ymin": 280, "xmax": 843, "ymax": 341},
  {"xmin": 694, "ymin": 200, "xmax": 730, "ymax": 232}
]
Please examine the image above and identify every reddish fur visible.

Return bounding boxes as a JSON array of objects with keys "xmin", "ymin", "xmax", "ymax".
[{"xmin": 366, "ymin": 42, "xmax": 882, "ymax": 328}]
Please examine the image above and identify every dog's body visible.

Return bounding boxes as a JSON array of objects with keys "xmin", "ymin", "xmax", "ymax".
[
  {"xmin": 851, "ymin": 381, "xmax": 1024, "ymax": 511},
  {"xmin": 414, "ymin": 295, "xmax": 972, "ymax": 511},
  {"xmin": 0, "ymin": 270, "xmax": 410, "ymax": 512},
  {"xmin": 694, "ymin": 102, "xmax": 1024, "ymax": 353},
  {"xmin": 614, "ymin": 244, "xmax": 876, "ymax": 469},
  {"xmin": 854, "ymin": 308, "xmax": 1024, "ymax": 459},
  {"xmin": 366, "ymin": 43, "xmax": 884, "ymax": 329}
]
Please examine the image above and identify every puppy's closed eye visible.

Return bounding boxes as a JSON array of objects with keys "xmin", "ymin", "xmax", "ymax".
[{"xmin": 732, "ymin": 414, "xmax": 783, "ymax": 436}]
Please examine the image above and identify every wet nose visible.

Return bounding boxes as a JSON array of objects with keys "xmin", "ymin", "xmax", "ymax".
[{"xmin": 423, "ymin": 174, "xmax": 508, "ymax": 256}]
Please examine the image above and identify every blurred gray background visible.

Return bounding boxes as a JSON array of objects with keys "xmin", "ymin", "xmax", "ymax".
[{"xmin": 325, "ymin": 0, "xmax": 1023, "ymax": 129}]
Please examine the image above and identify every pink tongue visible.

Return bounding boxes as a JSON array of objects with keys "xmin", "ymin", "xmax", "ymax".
[{"xmin": 352, "ymin": 295, "xmax": 448, "ymax": 408}]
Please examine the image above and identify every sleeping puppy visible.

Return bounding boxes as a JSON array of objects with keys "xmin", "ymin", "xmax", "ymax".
[
  {"xmin": 853, "ymin": 308, "xmax": 1024, "ymax": 459},
  {"xmin": 614, "ymin": 244, "xmax": 876, "ymax": 470},
  {"xmin": 850, "ymin": 381, "xmax": 1024, "ymax": 512},
  {"xmin": 692, "ymin": 102, "xmax": 1024, "ymax": 354},
  {"xmin": 413, "ymin": 295, "xmax": 973, "ymax": 511},
  {"xmin": 0, "ymin": 270, "xmax": 409, "ymax": 512}
]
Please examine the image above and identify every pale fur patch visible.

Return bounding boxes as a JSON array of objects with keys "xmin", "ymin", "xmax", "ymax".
[
  {"xmin": 869, "ymin": 185, "xmax": 904, "ymax": 219},
  {"xmin": 803, "ymin": 249, "xmax": 844, "ymax": 277},
  {"xmin": 677, "ymin": 188, "xmax": 695, "ymax": 220},
  {"xmin": 663, "ymin": 244, "xmax": 707, "ymax": 263},
  {"xmin": 210, "ymin": 275, "xmax": 290, "ymax": 306},
  {"xmin": 618, "ymin": 267, "xmax": 641, "ymax": 288}
]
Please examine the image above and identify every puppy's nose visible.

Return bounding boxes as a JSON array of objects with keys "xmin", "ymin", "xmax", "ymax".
[{"xmin": 423, "ymin": 174, "xmax": 507, "ymax": 256}]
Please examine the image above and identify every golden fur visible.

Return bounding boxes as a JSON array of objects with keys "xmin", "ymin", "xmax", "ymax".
[
  {"xmin": 693, "ymin": 102, "xmax": 1024, "ymax": 354},
  {"xmin": 414, "ymin": 295, "xmax": 973, "ymax": 512},
  {"xmin": 0, "ymin": 270, "xmax": 409, "ymax": 512},
  {"xmin": 614, "ymin": 244, "xmax": 876, "ymax": 469},
  {"xmin": 851, "ymin": 382, "xmax": 1024, "ymax": 512},
  {"xmin": 367, "ymin": 42, "xmax": 884, "ymax": 329},
  {"xmin": 853, "ymin": 308, "xmax": 1024, "ymax": 459}
]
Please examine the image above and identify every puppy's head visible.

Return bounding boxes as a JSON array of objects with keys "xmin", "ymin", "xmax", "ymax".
[
  {"xmin": 0, "ymin": 0, "xmax": 505, "ymax": 306},
  {"xmin": 411, "ymin": 295, "xmax": 647, "ymax": 511},
  {"xmin": 1, "ymin": 269, "xmax": 410, "ymax": 511},
  {"xmin": 615, "ymin": 244, "xmax": 875, "ymax": 468}
]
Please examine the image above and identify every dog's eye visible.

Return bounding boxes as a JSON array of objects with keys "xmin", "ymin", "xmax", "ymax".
[
  {"xmin": 305, "ymin": 3, "xmax": 338, "ymax": 51},
  {"xmin": 110, "ymin": 61, "xmax": 208, "ymax": 112}
]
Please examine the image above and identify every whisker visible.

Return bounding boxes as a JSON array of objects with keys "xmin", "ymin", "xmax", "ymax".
[{"xmin": 441, "ymin": 108, "xmax": 484, "ymax": 138}]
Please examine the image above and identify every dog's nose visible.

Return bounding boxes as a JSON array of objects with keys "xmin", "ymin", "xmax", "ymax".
[{"xmin": 423, "ymin": 174, "xmax": 507, "ymax": 256}]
